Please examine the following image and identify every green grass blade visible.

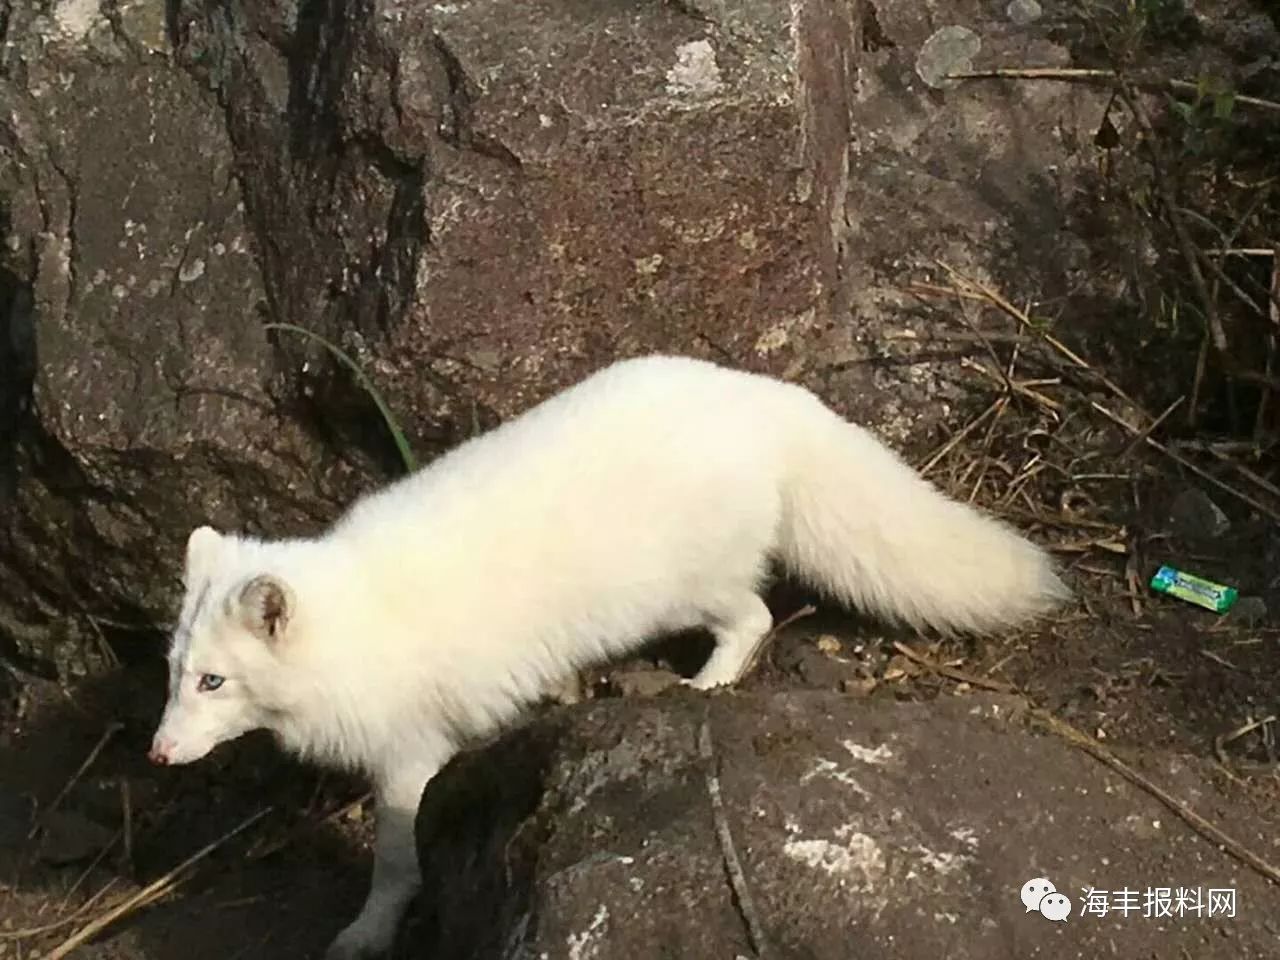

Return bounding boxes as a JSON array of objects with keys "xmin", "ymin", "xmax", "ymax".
[{"xmin": 263, "ymin": 322, "xmax": 419, "ymax": 474}]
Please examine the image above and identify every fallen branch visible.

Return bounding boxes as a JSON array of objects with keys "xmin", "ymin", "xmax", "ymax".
[
  {"xmin": 1033, "ymin": 710, "xmax": 1280, "ymax": 886},
  {"xmin": 891, "ymin": 641, "xmax": 1017, "ymax": 694}
]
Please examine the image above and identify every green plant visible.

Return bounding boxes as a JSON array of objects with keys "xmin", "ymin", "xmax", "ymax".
[
  {"xmin": 264, "ymin": 322, "xmax": 419, "ymax": 474},
  {"xmin": 1167, "ymin": 74, "xmax": 1237, "ymax": 156}
]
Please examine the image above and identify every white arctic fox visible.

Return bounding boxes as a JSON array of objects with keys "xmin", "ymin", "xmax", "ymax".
[{"xmin": 149, "ymin": 354, "xmax": 1066, "ymax": 958}]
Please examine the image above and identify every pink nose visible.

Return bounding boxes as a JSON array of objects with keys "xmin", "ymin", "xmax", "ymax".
[{"xmin": 148, "ymin": 741, "xmax": 171, "ymax": 765}]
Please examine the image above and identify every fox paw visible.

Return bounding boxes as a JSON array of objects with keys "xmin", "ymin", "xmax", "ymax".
[
  {"xmin": 681, "ymin": 674, "xmax": 734, "ymax": 691},
  {"xmin": 324, "ymin": 918, "xmax": 395, "ymax": 960}
]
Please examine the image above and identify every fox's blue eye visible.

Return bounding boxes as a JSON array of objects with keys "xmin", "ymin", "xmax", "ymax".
[{"xmin": 197, "ymin": 674, "xmax": 225, "ymax": 692}]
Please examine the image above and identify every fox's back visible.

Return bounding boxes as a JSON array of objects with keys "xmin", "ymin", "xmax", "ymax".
[
  {"xmin": 331, "ymin": 356, "xmax": 809, "ymax": 624},
  {"xmin": 345, "ymin": 355, "xmax": 806, "ymax": 521}
]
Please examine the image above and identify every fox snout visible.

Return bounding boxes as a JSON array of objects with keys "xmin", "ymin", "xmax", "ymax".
[
  {"xmin": 148, "ymin": 735, "xmax": 175, "ymax": 765},
  {"xmin": 147, "ymin": 705, "xmax": 242, "ymax": 766},
  {"xmin": 147, "ymin": 742, "xmax": 172, "ymax": 768},
  {"xmin": 148, "ymin": 711, "xmax": 202, "ymax": 765}
]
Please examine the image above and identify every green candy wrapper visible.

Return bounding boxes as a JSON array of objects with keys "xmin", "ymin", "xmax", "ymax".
[{"xmin": 1149, "ymin": 565, "xmax": 1238, "ymax": 614}]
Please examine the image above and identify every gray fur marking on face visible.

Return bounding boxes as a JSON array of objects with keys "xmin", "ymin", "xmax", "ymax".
[{"xmin": 171, "ymin": 580, "xmax": 211, "ymax": 664}]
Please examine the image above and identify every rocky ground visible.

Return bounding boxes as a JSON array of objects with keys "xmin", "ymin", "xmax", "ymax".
[{"xmin": 1, "ymin": 538, "xmax": 1277, "ymax": 958}]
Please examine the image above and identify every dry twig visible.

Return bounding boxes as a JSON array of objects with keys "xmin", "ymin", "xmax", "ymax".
[
  {"xmin": 1213, "ymin": 715, "xmax": 1277, "ymax": 772},
  {"xmin": 917, "ymin": 399, "xmax": 1005, "ymax": 476},
  {"xmin": 1090, "ymin": 399, "xmax": 1280, "ymax": 522},
  {"xmin": 45, "ymin": 807, "xmax": 272, "ymax": 960},
  {"xmin": 734, "ymin": 605, "xmax": 817, "ymax": 684},
  {"xmin": 1116, "ymin": 82, "xmax": 1265, "ymax": 387},
  {"xmin": 246, "ymin": 793, "xmax": 373, "ymax": 862},
  {"xmin": 0, "ymin": 880, "xmax": 120, "ymax": 941},
  {"xmin": 946, "ymin": 67, "xmax": 1280, "ymax": 114},
  {"xmin": 31, "ymin": 722, "xmax": 124, "ymax": 840},
  {"xmin": 960, "ymin": 358, "xmax": 1063, "ymax": 412},
  {"xmin": 931, "ymin": 263, "xmax": 1280, "ymax": 521},
  {"xmin": 937, "ymin": 261, "xmax": 1147, "ymax": 414},
  {"xmin": 60, "ymin": 827, "xmax": 124, "ymax": 912},
  {"xmin": 1118, "ymin": 396, "xmax": 1184, "ymax": 460},
  {"xmin": 1199, "ymin": 647, "xmax": 1242, "ymax": 672},
  {"xmin": 698, "ymin": 718, "xmax": 771, "ymax": 960},
  {"xmin": 119, "ymin": 779, "xmax": 135, "ymax": 880},
  {"xmin": 891, "ymin": 641, "xmax": 1017, "ymax": 694}
]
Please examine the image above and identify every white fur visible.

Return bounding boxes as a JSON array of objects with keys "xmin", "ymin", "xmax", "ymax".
[{"xmin": 150, "ymin": 355, "xmax": 1067, "ymax": 958}]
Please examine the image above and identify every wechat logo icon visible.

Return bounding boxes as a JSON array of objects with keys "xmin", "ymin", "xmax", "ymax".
[{"xmin": 1021, "ymin": 877, "xmax": 1072, "ymax": 922}]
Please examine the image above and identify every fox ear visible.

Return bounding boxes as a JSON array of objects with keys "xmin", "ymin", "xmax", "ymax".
[
  {"xmin": 235, "ymin": 575, "xmax": 294, "ymax": 643},
  {"xmin": 184, "ymin": 526, "xmax": 226, "ymax": 587}
]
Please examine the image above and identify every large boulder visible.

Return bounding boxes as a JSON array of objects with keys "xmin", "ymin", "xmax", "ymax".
[
  {"xmin": 1, "ymin": 0, "xmax": 319, "ymax": 679},
  {"xmin": 171, "ymin": 0, "xmax": 859, "ymax": 419},
  {"xmin": 1, "ymin": 0, "xmax": 1106, "ymax": 676},
  {"xmin": 415, "ymin": 689, "xmax": 1277, "ymax": 958}
]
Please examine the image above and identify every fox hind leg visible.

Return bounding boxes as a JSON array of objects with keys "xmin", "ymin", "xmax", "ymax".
[{"xmin": 687, "ymin": 592, "xmax": 773, "ymax": 689}]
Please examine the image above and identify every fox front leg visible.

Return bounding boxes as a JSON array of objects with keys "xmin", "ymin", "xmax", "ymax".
[{"xmin": 326, "ymin": 765, "xmax": 437, "ymax": 960}]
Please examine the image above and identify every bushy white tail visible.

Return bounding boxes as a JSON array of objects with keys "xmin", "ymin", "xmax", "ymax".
[{"xmin": 777, "ymin": 411, "xmax": 1068, "ymax": 635}]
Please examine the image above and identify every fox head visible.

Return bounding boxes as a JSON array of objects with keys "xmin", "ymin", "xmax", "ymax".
[{"xmin": 149, "ymin": 526, "xmax": 295, "ymax": 766}]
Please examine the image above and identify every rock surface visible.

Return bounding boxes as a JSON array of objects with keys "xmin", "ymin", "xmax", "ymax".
[
  {"xmin": 2, "ymin": 0, "xmax": 1109, "ymax": 674},
  {"xmin": 1, "ymin": 0, "xmax": 330, "ymax": 677},
  {"xmin": 416, "ymin": 689, "xmax": 1279, "ymax": 959}
]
